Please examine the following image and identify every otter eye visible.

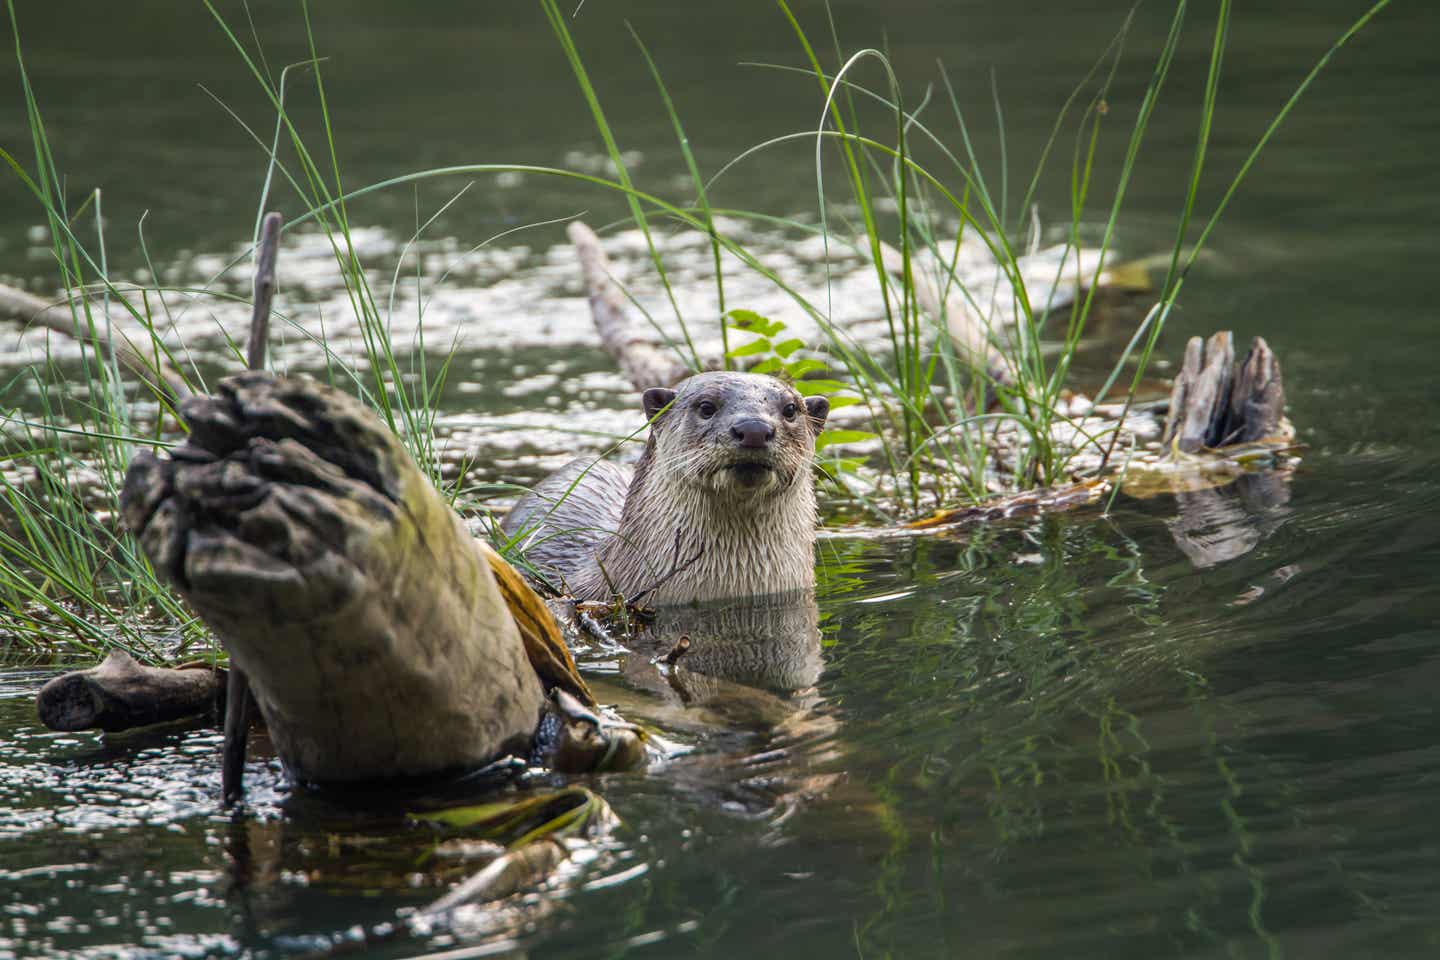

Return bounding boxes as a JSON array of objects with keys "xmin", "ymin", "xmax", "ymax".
[
  {"xmin": 696, "ymin": 399, "xmax": 718, "ymax": 419},
  {"xmin": 782, "ymin": 402, "xmax": 799, "ymax": 420}
]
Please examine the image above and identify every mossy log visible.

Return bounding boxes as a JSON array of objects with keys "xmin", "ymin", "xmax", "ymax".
[
  {"xmin": 36, "ymin": 650, "xmax": 225, "ymax": 732},
  {"xmin": 119, "ymin": 371, "xmax": 546, "ymax": 785}
]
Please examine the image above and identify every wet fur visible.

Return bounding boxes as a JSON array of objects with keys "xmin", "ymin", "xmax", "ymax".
[{"xmin": 503, "ymin": 373, "xmax": 826, "ymax": 604}]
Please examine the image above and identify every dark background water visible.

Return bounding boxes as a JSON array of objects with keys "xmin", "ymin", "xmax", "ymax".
[{"xmin": 3, "ymin": 1, "xmax": 1440, "ymax": 957}]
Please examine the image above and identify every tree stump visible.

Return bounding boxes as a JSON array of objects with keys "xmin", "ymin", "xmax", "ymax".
[
  {"xmin": 119, "ymin": 371, "xmax": 546, "ymax": 785},
  {"xmin": 1161, "ymin": 333, "xmax": 1287, "ymax": 452}
]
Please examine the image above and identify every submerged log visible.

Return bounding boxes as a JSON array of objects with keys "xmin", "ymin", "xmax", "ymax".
[
  {"xmin": 119, "ymin": 371, "xmax": 546, "ymax": 784},
  {"xmin": 35, "ymin": 650, "xmax": 225, "ymax": 732}
]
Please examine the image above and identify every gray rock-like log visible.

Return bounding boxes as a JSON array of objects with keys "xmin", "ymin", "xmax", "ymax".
[
  {"xmin": 36, "ymin": 650, "xmax": 225, "ymax": 732},
  {"xmin": 120, "ymin": 371, "xmax": 546, "ymax": 785}
]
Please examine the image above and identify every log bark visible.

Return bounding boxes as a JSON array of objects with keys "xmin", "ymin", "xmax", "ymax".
[
  {"xmin": 479, "ymin": 540, "xmax": 594, "ymax": 709},
  {"xmin": 36, "ymin": 650, "xmax": 225, "ymax": 732},
  {"xmin": 567, "ymin": 221, "xmax": 691, "ymax": 391},
  {"xmin": 119, "ymin": 371, "xmax": 546, "ymax": 784},
  {"xmin": 1183, "ymin": 331, "xmax": 1234, "ymax": 453},
  {"xmin": 0, "ymin": 282, "xmax": 192, "ymax": 401}
]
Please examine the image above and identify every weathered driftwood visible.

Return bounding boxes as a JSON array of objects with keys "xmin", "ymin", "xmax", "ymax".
[
  {"xmin": 877, "ymin": 239, "xmax": 1153, "ymax": 395},
  {"xmin": 1161, "ymin": 333, "xmax": 1286, "ymax": 452},
  {"xmin": 1227, "ymin": 336, "xmax": 1287, "ymax": 445},
  {"xmin": 0, "ymin": 281, "xmax": 193, "ymax": 401},
  {"xmin": 567, "ymin": 221, "xmax": 691, "ymax": 391},
  {"xmin": 120, "ymin": 371, "xmax": 546, "ymax": 784},
  {"xmin": 245, "ymin": 213, "xmax": 283, "ymax": 372},
  {"xmin": 35, "ymin": 650, "xmax": 225, "ymax": 732}
]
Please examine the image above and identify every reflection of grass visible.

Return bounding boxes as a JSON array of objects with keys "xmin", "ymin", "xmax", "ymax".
[{"xmin": 820, "ymin": 515, "xmax": 1343, "ymax": 954}]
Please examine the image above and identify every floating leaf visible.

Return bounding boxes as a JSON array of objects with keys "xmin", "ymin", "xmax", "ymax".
[
  {"xmin": 411, "ymin": 787, "xmax": 607, "ymax": 848},
  {"xmin": 416, "ymin": 800, "xmax": 522, "ymax": 832}
]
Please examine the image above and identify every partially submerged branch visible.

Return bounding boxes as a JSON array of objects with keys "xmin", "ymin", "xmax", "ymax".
[
  {"xmin": 1161, "ymin": 333, "xmax": 1287, "ymax": 451},
  {"xmin": 36, "ymin": 650, "xmax": 225, "ymax": 732},
  {"xmin": 0, "ymin": 282, "xmax": 193, "ymax": 401},
  {"xmin": 568, "ymin": 221, "xmax": 691, "ymax": 391}
]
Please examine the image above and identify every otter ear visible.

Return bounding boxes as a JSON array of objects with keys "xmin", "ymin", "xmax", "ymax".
[
  {"xmin": 804, "ymin": 395, "xmax": 830, "ymax": 436},
  {"xmin": 642, "ymin": 387, "xmax": 677, "ymax": 423}
]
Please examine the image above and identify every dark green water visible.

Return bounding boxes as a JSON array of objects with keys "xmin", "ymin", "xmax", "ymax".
[{"xmin": 4, "ymin": 2, "xmax": 1440, "ymax": 957}]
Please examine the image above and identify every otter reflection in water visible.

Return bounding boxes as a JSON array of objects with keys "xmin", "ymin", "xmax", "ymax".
[
  {"xmin": 599, "ymin": 591, "xmax": 843, "ymax": 821},
  {"xmin": 612, "ymin": 592, "xmax": 825, "ymax": 727}
]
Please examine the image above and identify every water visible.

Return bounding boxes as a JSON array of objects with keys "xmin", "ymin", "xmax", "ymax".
[{"xmin": 3, "ymin": 1, "xmax": 1440, "ymax": 957}]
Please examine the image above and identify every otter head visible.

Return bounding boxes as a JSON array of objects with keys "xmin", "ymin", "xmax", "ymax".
[{"xmin": 640, "ymin": 372, "xmax": 829, "ymax": 501}]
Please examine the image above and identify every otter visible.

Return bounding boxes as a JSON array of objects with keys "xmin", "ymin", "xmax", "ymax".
[{"xmin": 501, "ymin": 372, "xmax": 829, "ymax": 605}]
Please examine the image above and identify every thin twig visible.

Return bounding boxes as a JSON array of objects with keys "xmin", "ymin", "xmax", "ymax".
[
  {"xmin": 223, "ymin": 210, "xmax": 282, "ymax": 807},
  {"xmin": 245, "ymin": 212, "xmax": 283, "ymax": 371}
]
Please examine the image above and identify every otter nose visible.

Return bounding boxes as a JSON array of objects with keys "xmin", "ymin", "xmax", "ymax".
[{"xmin": 729, "ymin": 418, "xmax": 774, "ymax": 449}]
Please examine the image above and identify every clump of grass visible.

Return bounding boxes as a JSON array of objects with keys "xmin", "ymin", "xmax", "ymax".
[{"xmin": 538, "ymin": 0, "xmax": 1392, "ymax": 516}]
